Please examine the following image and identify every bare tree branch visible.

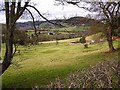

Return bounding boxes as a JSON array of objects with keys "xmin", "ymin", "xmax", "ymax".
[
  {"xmin": 0, "ymin": 9, "xmax": 5, "ymax": 11},
  {"xmin": 27, "ymin": 5, "xmax": 72, "ymax": 35},
  {"xmin": 10, "ymin": 1, "xmax": 30, "ymax": 30},
  {"xmin": 115, "ymin": 1, "xmax": 120, "ymax": 17},
  {"xmin": 12, "ymin": 43, "xmax": 17, "ymax": 58},
  {"xmin": 25, "ymin": 8, "xmax": 37, "ymax": 36},
  {"xmin": 25, "ymin": 7, "xmax": 39, "ymax": 44},
  {"xmin": 16, "ymin": 0, "xmax": 22, "ymax": 15},
  {"xmin": 67, "ymin": 1, "xmax": 79, "ymax": 5},
  {"xmin": 27, "ymin": 5, "xmax": 64, "ymax": 28}
]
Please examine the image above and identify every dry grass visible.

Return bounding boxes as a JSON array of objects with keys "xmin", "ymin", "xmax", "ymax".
[{"xmin": 47, "ymin": 59, "xmax": 119, "ymax": 89}]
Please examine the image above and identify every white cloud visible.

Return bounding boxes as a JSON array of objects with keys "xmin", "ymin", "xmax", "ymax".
[{"xmin": 0, "ymin": 0, "xmax": 89, "ymax": 23}]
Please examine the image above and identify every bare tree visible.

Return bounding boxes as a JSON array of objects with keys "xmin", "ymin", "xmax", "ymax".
[
  {"xmin": 0, "ymin": 0, "xmax": 64, "ymax": 75},
  {"xmin": 56, "ymin": 0, "xmax": 120, "ymax": 52},
  {"xmin": 0, "ymin": 0, "xmax": 31, "ymax": 75},
  {"xmin": 97, "ymin": 1, "xmax": 120, "ymax": 51}
]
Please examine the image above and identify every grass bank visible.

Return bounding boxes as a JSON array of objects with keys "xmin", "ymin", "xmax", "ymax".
[{"xmin": 1, "ymin": 38, "xmax": 119, "ymax": 88}]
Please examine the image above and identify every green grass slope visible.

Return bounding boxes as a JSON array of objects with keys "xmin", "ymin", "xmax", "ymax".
[{"xmin": 1, "ymin": 38, "xmax": 119, "ymax": 88}]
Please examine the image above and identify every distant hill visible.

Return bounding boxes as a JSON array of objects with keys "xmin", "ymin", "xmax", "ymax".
[
  {"xmin": 16, "ymin": 19, "xmax": 63, "ymax": 30},
  {"xmin": 64, "ymin": 17, "xmax": 95, "ymax": 26},
  {"xmin": 16, "ymin": 16, "xmax": 96, "ymax": 30}
]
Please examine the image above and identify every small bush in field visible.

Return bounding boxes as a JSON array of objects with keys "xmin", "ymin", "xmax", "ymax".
[
  {"xmin": 79, "ymin": 36, "xmax": 86, "ymax": 44},
  {"xmin": 80, "ymin": 36, "xmax": 88, "ymax": 48}
]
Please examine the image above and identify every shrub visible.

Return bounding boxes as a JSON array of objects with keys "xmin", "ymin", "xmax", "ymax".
[
  {"xmin": 79, "ymin": 36, "xmax": 86, "ymax": 43},
  {"xmin": 14, "ymin": 30, "xmax": 29, "ymax": 45}
]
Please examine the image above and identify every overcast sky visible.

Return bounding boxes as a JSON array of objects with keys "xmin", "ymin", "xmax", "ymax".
[{"xmin": 0, "ymin": 0, "xmax": 89, "ymax": 23}]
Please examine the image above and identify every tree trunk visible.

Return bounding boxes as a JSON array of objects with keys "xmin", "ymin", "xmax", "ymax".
[
  {"xmin": 2, "ymin": 27, "xmax": 14, "ymax": 74},
  {"xmin": 1, "ymin": 2, "xmax": 15, "ymax": 75},
  {"xmin": 107, "ymin": 28, "xmax": 115, "ymax": 52},
  {"xmin": 0, "ymin": 1, "xmax": 30, "ymax": 76}
]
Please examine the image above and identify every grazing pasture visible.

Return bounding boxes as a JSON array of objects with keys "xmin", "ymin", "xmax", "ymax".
[{"xmin": 1, "ymin": 38, "xmax": 119, "ymax": 88}]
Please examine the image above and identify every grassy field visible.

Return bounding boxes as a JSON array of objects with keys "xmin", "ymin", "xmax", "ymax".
[
  {"xmin": 1, "ymin": 38, "xmax": 119, "ymax": 88},
  {"xmin": 51, "ymin": 26, "xmax": 89, "ymax": 31}
]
